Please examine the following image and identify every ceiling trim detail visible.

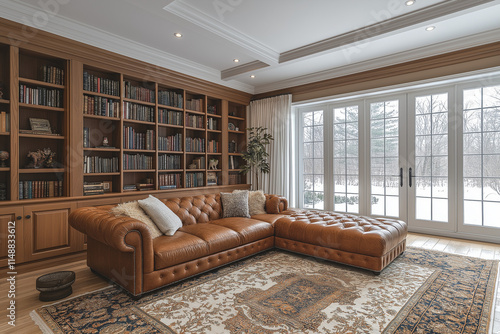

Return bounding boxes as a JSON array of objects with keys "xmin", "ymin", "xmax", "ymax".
[
  {"xmin": 221, "ymin": 60, "xmax": 270, "ymax": 80},
  {"xmin": 279, "ymin": 0, "xmax": 496, "ymax": 63},
  {"xmin": 0, "ymin": 0, "xmax": 255, "ymax": 94},
  {"xmin": 164, "ymin": 0, "xmax": 279, "ymax": 64},
  {"xmin": 256, "ymin": 28, "xmax": 500, "ymax": 94}
]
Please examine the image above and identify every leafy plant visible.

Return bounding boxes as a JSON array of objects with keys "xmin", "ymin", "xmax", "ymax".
[{"xmin": 241, "ymin": 127, "xmax": 274, "ymax": 189}]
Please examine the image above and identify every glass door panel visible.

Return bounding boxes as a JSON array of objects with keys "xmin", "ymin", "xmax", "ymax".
[{"xmin": 368, "ymin": 97, "xmax": 406, "ymax": 219}]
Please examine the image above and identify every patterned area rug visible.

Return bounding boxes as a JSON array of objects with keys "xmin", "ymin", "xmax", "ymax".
[{"xmin": 31, "ymin": 248, "xmax": 498, "ymax": 333}]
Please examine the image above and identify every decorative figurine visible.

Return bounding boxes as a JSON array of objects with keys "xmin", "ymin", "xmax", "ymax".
[
  {"xmin": 0, "ymin": 151, "xmax": 8, "ymax": 167},
  {"xmin": 102, "ymin": 137, "xmax": 109, "ymax": 147},
  {"xmin": 209, "ymin": 159, "xmax": 218, "ymax": 170}
]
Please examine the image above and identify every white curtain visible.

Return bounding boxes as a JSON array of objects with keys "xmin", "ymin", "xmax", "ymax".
[{"xmin": 248, "ymin": 94, "xmax": 292, "ymax": 199}]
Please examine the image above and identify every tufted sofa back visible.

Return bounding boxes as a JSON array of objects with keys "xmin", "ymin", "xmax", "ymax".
[{"xmin": 161, "ymin": 194, "xmax": 222, "ymax": 225}]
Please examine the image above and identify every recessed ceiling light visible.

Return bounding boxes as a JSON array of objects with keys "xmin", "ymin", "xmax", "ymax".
[
  {"xmin": 250, "ymin": 75, "xmax": 255, "ymax": 78},
  {"xmin": 174, "ymin": 33, "xmax": 182, "ymax": 38},
  {"xmin": 405, "ymin": 0, "xmax": 415, "ymax": 6},
  {"xmin": 233, "ymin": 59, "xmax": 240, "ymax": 63},
  {"xmin": 425, "ymin": 26, "xmax": 435, "ymax": 31}
]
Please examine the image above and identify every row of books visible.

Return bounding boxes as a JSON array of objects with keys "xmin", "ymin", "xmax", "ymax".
[
  {"xmin": 207, "ymin": 105, "xmax": 217, "ymax": 115},
  {"xmin": 158, "ymin": 90, "xmax": 183, "ymax": 108},
  {"xmin": 228, "ymin": 173, "xmax": 242, "ymax": 185},
  {"xmin": 186, "ymin": 137, "xmax": 205, "ymax": 153},
  {"xmin": 186, "ymin": 172, "xmax": 204, "ymax": 188},
  {"xmin": 207, "ymin": 118, "xmax": 218, "ymax": 130},
  {"xmin": 158, "ymin": 109, "xmax": 182, "ymax": 126},
  {"xmin": 158, "ymin": 154, "xmax": 181, "ymax": 170},
  {"xmin": 19, "ymin": 84, "xmax": 63, "ymax": 108},
  {"xmin": 83, "ymin": 155, "xmax": 119, "ymax": 173},
  {"xmin": 84, "ymin": 95, "xmax": 119, "ymax": 117},
  {"xmin": 123, "ymin": 102, "xmax": 154, "ymax": 122},
  {"xmin": 185, "ymin": 114, "xmax": 204, "ymax": 128},
  {"xmin": 136, "ymin": 178, "xmax": 154, "ymax": 191},
  {"xmin": 186, "ymin": 98, "xmax": 203, "ymax": 112},
  {"xmin": 124, "ymin": 81, "xmax": 155, "ymax": 103},
  {"xmin": 158, "ymin": 134, "xmax": 182, "ymax": 152},
  {"xmin": 228, "ymin": 140, "xmax": 238, "ymax": 153},
  {"xmin": 159, "ymin": 173, "xmax": 181, "ymax": 188},
  {"xmin": 123, "ymin": 127, "xmax": 155, "ymax": 150},
  {"xmin": 83, "ymin": 71, "xmax": 120, "ymax": 96},
  {"xmin": 190, "ymin": 156, "xmax": 205, "ymax": 169},
  {"xmin": 123, "ymin": 153, "xmax": 153, "ymax": 170},
  {"xmin": 0, "ymin": 112, "xmax": 10, "ymax": 132},
  {"xmin": 83, "ymin": 181, "xmax": 112, "ymax": 196},
  {"xmin": 19, "ymin": 180, "xmax": 63, "ymax": 199},
  {"xmin": 40, "ymin": 65, "xmax": 64, "ymax": 85},
  {"xmin": 207, "ymin": 139, "xmax": 219, "ymax": 153}
]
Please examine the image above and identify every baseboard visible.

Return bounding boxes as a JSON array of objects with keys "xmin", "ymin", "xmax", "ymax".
[{"xmin": 409, "ymin": 227, "xmax": 500, "ymax": 244}]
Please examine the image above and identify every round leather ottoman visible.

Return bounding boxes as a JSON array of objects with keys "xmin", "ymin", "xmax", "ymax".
[{"xmin": 36, "ymin": 271, "xmax": 75, "ymax": 301}]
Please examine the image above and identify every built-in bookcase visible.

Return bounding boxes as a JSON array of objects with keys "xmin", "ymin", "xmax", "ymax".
[
  {"xmin": 17, "ymin": 50, "xmax": 67, "ymax": 199},
  {"xmin": 0, "ymin": 44, "xmax": 10, "ymax": 201},
  {"xmin": 227, "ymin": 101, "xmax": 247, "ymax": 185}
]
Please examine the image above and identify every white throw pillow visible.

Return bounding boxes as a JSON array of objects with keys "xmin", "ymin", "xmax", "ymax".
[
  {"xmin": 138, "ymin": 195, "xmax": 182, "ymax": 236},
  {"xmin": 234, "ymin": 190, "xmax": 266, "ymax": 216},
  {"xmin": 110, "ymin": 201, "xmax": 162, "ymax": 239}
]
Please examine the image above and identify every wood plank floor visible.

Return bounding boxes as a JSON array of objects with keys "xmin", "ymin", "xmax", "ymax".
[{"xmin": 1, "ymin": 232, "xmax": 500, "ymax": 334}]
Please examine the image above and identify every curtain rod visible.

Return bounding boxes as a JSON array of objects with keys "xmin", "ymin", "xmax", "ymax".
[{"xmin": 250, "ymin": 92, "xmax": 292, "ymax": 102}]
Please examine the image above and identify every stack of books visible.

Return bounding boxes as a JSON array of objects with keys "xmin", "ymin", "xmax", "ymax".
[
  {"xmin": 0, "ymin": 112, "xmax": 9, "ymax": 132},
  {"xmin": 83, "ymin": 181, "xmax": 104, "ymax": 196},
  {"xmin": 123, "ymin": 184, "xmax": 137, "ymax": 192}
]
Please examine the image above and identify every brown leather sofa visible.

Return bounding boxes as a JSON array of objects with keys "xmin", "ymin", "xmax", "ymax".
[
  {"xmin": 69, "ymin": 194, "xmax": 288, "ymax": 297},
  {"xmin": 70, "ymin": 193, "xmax": 407, "ymax": 298}
]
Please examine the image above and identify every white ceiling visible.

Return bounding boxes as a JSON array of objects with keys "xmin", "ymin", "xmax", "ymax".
[{"xmin": 2, "ymin": 0, "xmax": 500, "ymax": 95}]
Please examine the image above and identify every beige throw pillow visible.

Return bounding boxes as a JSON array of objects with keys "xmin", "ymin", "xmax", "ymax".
[
  {"xmin": 234, "ymin": 190, "xmax": 266, "ymax": 216},
  {"xmin": 138, "ymin": 195, "xmax": 182, "ymax": 236},
  {"xmin": 110, "ymin": 201, "xmax": 162, "ymax": 239}
]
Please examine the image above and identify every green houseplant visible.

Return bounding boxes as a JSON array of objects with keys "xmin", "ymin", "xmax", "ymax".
[{"xmin": 241, "ymin": 127, "xmax": 274, "ymax": 189}]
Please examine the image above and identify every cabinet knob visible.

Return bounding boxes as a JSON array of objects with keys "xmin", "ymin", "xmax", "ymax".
[
  {"xmin": 16, "ymin": 216, "xmax": 22, "ymax": 220},
  {"xmin": 25, "ymin": 215, "xmax": 31, "ymax": 219}
]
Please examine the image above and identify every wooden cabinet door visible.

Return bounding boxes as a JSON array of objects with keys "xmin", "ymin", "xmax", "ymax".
[
  {"xmin": 21, "ymin": 202, "xmax": 83, "ymax": 262},
  {"xmin": 0, "ymin": 206, "xmax": 24, "ymax": 267}
]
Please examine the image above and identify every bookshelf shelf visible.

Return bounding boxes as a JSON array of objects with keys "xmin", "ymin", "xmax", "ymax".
[
  {"xmin": 159, "ymin": 169, "xmax": 183, "ymax": 172},
  {"xmin": 123, "ymin": 169, "xmax": 156, "ymax": 173},
  {"xmin": 19, "ymin": 168, "xmax": 65, "ymax": 174},
  {"xmin": 123, "ymin": 149, "xmax": 156, "ymax": 153},
  {"xmin": 83, "ymin": 147, "xmax": 120, "ymax": 152},
  {"xmin": 123, "ymin": 97, "xmax": 156, "ymax": 107},
  {"xmin": 208, "ymin": 114, "xmax": 222, "ymax": 118},
  {"xmin": 123, "ymin": 119, "xmax": 155, "ymax": 126},
  {"xmin": 185, "ymin": 109, "xmax": 205, "ymax": 115},
  {"xmin": 19, "ymin": 133, "xmax": 65, "ymax": 140},
  {"xmin": 0, "ymin": 99, "xmax": 9, "ymax": 104},
  {"xmin": 19, "ymin": 77, "xmax": 65, "ymax": 89},
  {"xmin": 158, "ymin": 150, "xmax": 183, "ymax": 154},
  {"xmin": 0, "ymin": 132, "xmax": 9, "ymax": 136},
  {"xmin": 228, "ymin": 115, "xmax": 245, "ymax": 121},
  {"xmin": 228, "ymin": 130, "xmax": 245, "ymax": 134},
  {"xmin": 18, "ymin": 103, "xmax": 65, "ymax": 112},
  {"xmin": 158, "ymin": 104, "xmax": 183, "ymax": 111},
  {"xmin": 83, "ymin": 114, "xmax": 120, "ymax": 121},
  {"xmin": 0, "ymin": 167, "xmax": 9, "ymax": 172},
  {"xmin": 84, "ymin": 172, "xmax": 120, "ymax": 176},
  {"xmin": 207, "ymin": 129, "xmax": 222, "ymax": 133},
  {"xmin": 185, "ymin": 126, "xmax": 205, "ymax": 132},
  {"xmin": 83, "ymin": 90, "xmax": 119, "ymax": 99}
]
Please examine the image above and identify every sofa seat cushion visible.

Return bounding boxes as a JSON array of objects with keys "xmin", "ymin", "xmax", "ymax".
[
  {"xmin": 153, "ymin": 231, "xmax": 208, "ymax": 270},
  {"xmin": 180, "ymin": 224, "xmax": 241, "ymax": 254},
  {"xmin": 250, "ymin": 214, "xmax": 286, "ymax": 225},
  {"xmin": 210, "ymin": 218, "xmax": 274, "ymax": 244}
]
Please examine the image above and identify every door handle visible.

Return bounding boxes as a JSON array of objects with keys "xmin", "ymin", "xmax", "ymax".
[
  {"xmin": 409, "ymin": 167, "xmax": 416, "ymax": 187},
  {"xmin": 400, "ymin": 168, "xmax": 403, "ymax": 187}
]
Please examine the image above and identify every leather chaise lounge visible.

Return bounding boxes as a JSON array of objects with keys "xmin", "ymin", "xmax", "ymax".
[{"xmin": 69, "ymin": 193, "xmax": 407, "ymax": 297}]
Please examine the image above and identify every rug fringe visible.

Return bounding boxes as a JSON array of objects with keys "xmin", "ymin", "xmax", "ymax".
[{"xmin": 30, "ymin": 310, "xmax": 54, "ymax": 334}]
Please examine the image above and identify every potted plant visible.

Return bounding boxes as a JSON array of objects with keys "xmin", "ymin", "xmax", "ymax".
[{"xmin": 241, "ymin": 127, "xmax": 273, "ymax": 189}]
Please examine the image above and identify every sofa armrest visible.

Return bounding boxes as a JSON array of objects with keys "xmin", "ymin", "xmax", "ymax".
[
  {"xmin": 69, "ymin": 207, "xmax": 154, "ymax": 255},
  {"xmin": 265, "ymin": 195, "xmax": 288, "ymax": 214}
]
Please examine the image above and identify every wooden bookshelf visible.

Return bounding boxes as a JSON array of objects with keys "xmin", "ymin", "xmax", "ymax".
[{"xmin": 0, "ymin": 19, "xmax": 251, "ymax": 266}]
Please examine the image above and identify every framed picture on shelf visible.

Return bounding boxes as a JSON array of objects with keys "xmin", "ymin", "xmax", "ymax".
[{"xmin": 29, "ymin": 118, "xmax": 52, "ymax": 133}]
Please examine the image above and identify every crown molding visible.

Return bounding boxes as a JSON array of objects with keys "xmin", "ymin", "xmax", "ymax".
[
  {"xmin": 221, "ymin": 60, "xmax": 270, "ymax": 80},
  {"xmin": 279, "ymin": 0, "xmax": 496, "ymax": 63},
  {"xmin": 0, "ymin": 1, "xmax": 255, "ymax": 94},
  {"xmin": 254, "ymin": 28, "xmax": 500, "ymax": 94},
  {"xmin": 164, "ymin": 0, "xmax": 279, "ymax": 64}
]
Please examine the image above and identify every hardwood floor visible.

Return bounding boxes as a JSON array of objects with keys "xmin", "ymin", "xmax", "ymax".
[{"xmin": 1, "ymin": 232, "xmax": 499, "ymax": 334}]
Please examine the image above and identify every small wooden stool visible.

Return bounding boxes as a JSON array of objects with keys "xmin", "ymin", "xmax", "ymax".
[{"xmin": 36, "ymin": 271, "xmax": 75, "ymax": 301}]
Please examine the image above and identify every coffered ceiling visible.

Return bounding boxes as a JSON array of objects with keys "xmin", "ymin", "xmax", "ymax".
[{"xmin": 1, "ymin": 0, "xmax": 500, "ymax": 94}]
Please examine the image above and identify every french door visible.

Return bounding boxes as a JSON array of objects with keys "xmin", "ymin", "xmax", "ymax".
[
  {"xmin": 297, "ymin": 77, "xmax": 500, "ymax": 240},
  {"xmin": 366, "ymin": 90, "xmax": 456, "ymax": 231}
]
